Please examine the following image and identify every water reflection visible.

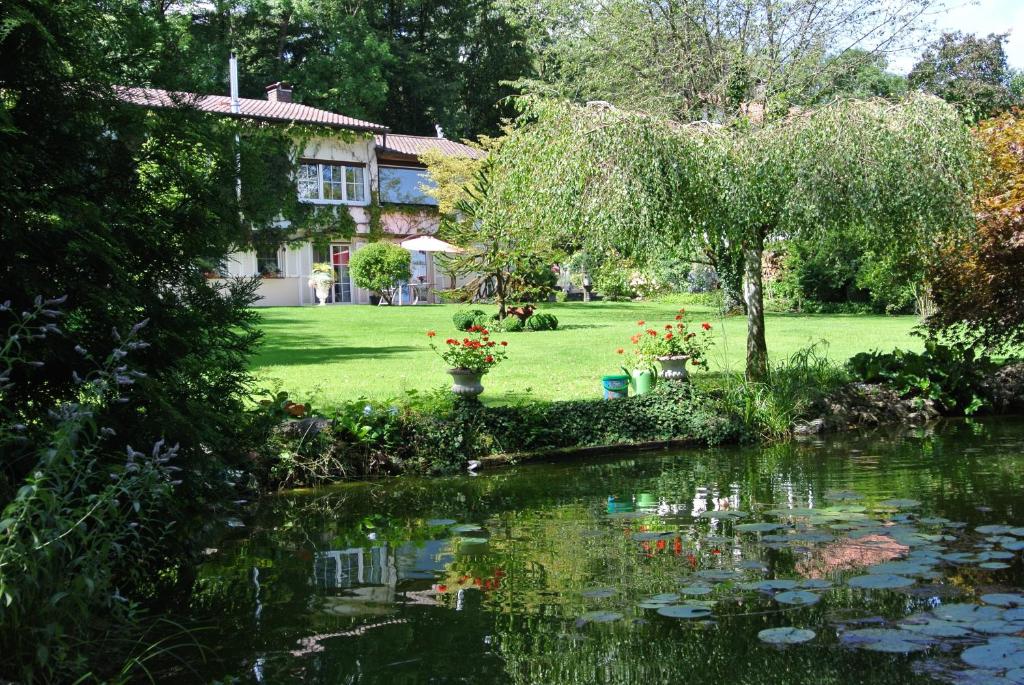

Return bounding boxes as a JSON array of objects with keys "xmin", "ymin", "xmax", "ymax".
[{"xmin": 177, "ymin": 418, "xmax": 1024, "ymax": 684}]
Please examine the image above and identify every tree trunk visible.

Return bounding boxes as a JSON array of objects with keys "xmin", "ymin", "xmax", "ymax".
[
  {"xmin": 495, "ymin": 273, "xmax": 507, "ymax": 318},
  {"xmin": 743, "ymin": 233, "xmax": 768, "ymax": 382}
]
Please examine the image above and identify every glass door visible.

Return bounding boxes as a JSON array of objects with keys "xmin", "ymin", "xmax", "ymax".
[
  {"xmin": 312, "ymin": 245, "xmax": 352, "ymax": 303},
  {"xmin": 400, "ymin": 250, "xmax": 428, "ymax": 304}
]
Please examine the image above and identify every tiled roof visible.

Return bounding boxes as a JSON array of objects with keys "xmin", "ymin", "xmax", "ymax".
[
  {"xmin": 117, "ymin": 86, "xmax": 389, "ymax": 133},
  {"xmin": 375, "ymin": 134, "xmax": 483, "ymax": 159}
]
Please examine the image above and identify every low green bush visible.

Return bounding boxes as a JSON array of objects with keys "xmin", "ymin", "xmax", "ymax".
[
  {"xmin": 452, "ymin": 309, "xmax": 486, "ymax": 331},
  {"xmin": 847, "ymin": 338, "xmax": 998, "ymax": 415},
  {"xmin": 526, "ymin": 312, "xmax": 559, "ymax": 331},
  {"xmin": 494, "ymin": 316, "xmax": 525, "ymax": 332}
]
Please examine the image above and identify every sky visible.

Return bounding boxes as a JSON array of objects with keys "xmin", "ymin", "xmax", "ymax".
[{"xmin": 888, "ymin": 0, "xmax": 1024, "ymax": 73}]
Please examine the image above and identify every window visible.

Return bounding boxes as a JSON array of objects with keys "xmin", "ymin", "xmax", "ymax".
[
  {"xmin": 379, "ymin": 166, "xmax": 438, "ymax": 205},
  {"xmin": 297, "ymin": 161, "xmax": 366, "ymax": 204},
  {"xmin": 256, "ymin": 246, "xmax": 281, "ymax": 276}
]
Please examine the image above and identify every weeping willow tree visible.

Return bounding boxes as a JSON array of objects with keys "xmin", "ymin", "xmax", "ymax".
[{"xmin": 489, "ymin": 96, "xmax": 980, "ymax": 380}]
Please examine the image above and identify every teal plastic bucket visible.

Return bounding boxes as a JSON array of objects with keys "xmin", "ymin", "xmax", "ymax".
[{"xmin": 602, "ymin": 374, "xmax": 629, "ymax": 399}]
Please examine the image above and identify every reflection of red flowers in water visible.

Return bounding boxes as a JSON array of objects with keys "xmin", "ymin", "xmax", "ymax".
[
  {"xmin": 673, "ymin": 537, "xmax": 682, "ymax": 555},
  {"xmin": 712, "ymin": 549, "xmax": 721, "ymax": 555},
  {"xmin": 687, "ymin": 553, "xmax": 697, "ymax": 568},
  {"xmin": 656, "ymin": 539, "xmax": 666, "ymax": 550},
  {"xmin": 437, "ymin": 584, "xmax": 447, "ymax": 592}
]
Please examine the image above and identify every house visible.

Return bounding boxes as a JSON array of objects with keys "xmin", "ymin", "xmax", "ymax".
[{"xmin": 119, "ymin": 82, "xmax": 481, "ymax": 306}]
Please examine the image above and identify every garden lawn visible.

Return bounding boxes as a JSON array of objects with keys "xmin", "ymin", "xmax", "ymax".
[{"xmin": 251, "ymin": 301, "xmax": 922, "ymax": 406}]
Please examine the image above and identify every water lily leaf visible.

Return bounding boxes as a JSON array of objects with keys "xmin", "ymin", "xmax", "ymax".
[
  {"xmin": 647, "ymin": 593, "xmax": 681, "ymax": 603},
  {"xmin": 799, "ymin": 579, "xmax": 834, "ymax": 590},
  {"xmin": 657, "ymin": 604, "xmax": 713, "ymax": 619},
  {"xmin": 741, "ymin": 579, "xmax": 799, "ymax": 592},
  {"xmin": 934, "ymin": 603, "xmax": 1005, "ymax": 622},
  {"xmin": 449, "ymin": 523, "xmax": 483, "ymax": 533},
  {"xmin": 579, "ymin": 611, "xmax": 622, "ymax": 623},
  {"xmin": 919, "ymin": 517, "xmax": 951, "ymax": 525},
  {"xmin": 982, "ymin": 594, "xmax": 1024, "ymax": 608},
  {"xmin": 878, "ymin": 499, "xmax": 921, "ymax": 508},
  {"xmin": 736, "ymin": 522, "xmax": 784, "ymax": 533},
  {"xmin": 977, "ymin": 525, "xmax": 1015, "ymax": 535},
  {"xmin": 961, "ymin": 637, "xmax": 1024, "ymax": 670},
  {"xmin": 695, "ymin": 569, "xmax": 742, "ymax": 582},
  {"xmin": 758, "ymin": 627, "xmax": 815, "ymax": 644},
  {"xmin": 867, "ymin": 561, "xmax": 934, "ymax": 576},
  {"xmin": 862, "ymin": 639, "xmax": 930, "ymax": 653},
  {"xmin": 941, "ymin": 552, "xmax": 979, "ymax": 564},
  {"xmin": 426, "ymin": 518, "xmax": 457, "ymax": 526},
  {"xmin": 979, "ymin": 562, "xmax": 1011, "ymax": 570},
  {"xmin": 581, "ymin": 587, "xmax": 617, "ymax": 599},
  {"xmin": 973, "ymin": 620, "xmax": 1024, "ymax": 635},
  {"xmin": 738, "ymin": 560, "xmax": 769, "ymax": 571},
  {"xmin": 979, "ymin": 551, "xmax": 1015, "ymax": 561},
  {"xmin": 1009, "ymin": 528, "xmax": 1024, "ymax": 538},
  {"xmin": 1002, "ymin": 540, "xmax": 1024, "ymax": 552},
  {"xmin": 775, "ymin": 590, "xmax": 820, "ymax": 606},
  {"xmin": 699, "ymin": 510, "xmax": 749, "ymax": 520},
  {"xmin": 632, "ymin": 531, "xmax": 674, "ymax": 541},
  {"xmin": 848, "ymin": 574, "xmax": 915, "ymax": 590},
  {"xmin": 678, "ymin": 585, "xmax": 714, "ymax": 596},
  {"xmin": 899, "ymin": 618, "xmax": 973, "ymax": 638},
  {"xmin": 1004, "ymin": 608, "xmax": 1024, "ymax": 622}
]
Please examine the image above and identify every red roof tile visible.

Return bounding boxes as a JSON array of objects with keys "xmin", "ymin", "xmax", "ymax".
[
  {"xmin": 375, "ymin": 134, "xmax": 483, "ymax": 159},
  {"xmin": 117, "ymin": 86, "xmax": 389, "ymax": 133}
]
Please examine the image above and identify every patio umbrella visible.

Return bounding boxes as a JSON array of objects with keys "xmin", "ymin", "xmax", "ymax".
[{"xmin": 399, "ymin": 235, "xmax": 464, "ymax": 254}]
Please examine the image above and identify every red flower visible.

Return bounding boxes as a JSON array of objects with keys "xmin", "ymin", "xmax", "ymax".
[
  {"xmin": 616, "ymin": 347, "xmax": 624, "ymax": 354},
  {"xmin": 500, "ymin": 341, "xmax": 508, "ymax": 346},
  {"xmin": 665, "ymin": 333, "xmax": 673, "ymax": 340},
  {"xmin": 692, "ymin": 359, "xmax": 701, "ymax": 366},
  {"xmin": 637, "ymin": 320, "xmax": 645, "ymax": 325},
  {"xmin": 631, "ymin": 335, "xmax": 640, "ymax": 344},
  {"xmin": 488, "ymin": 341, "xmax": 496, "ymax": 347},
  {"xmin": 437, "ymin": 584, "xmax": 448, "ymax": 592},
  {"xmin": 485, "ymin": 355, "xmax": 494, "ymax": 363},
  {"xmin": 445, "ymin": 338, "xmax": 456, "ymax": 344},
  {"xmin": 678, "ymin": 308, "xmax": 686, "ymax": 314},
  {"xmin": 427, "ymin": 330, "xmax": 436, "ymax": 337},
  {"xmin": 656, "ymin": 539, "xmax": 666, "ymax": 550},
  {"xmin": 702, "ymin": 322, "xmax": 711, "ymax": 330},
  {"xmin": 647, "ymin": 329, "xmax": 657, "ymax": 336},
  {"xmin": 665, "ymin": 324, "xmax": 673, "ymax": 330},
  {"xmin": 482, "ymin": 329, "xmax": 489, "ymax": 335}
]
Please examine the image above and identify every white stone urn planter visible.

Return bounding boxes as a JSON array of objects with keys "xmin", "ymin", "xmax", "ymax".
[
  {"xmin": 448, "ymin": 368, "xmax": 484, "ymax": 397},
  {"xmin": 657, "ymin": 355, "xmax": 690, "ymax": 381},
  {"xmin": 307, "ymin": 273, "xmax": 334, "ymax": 306}
]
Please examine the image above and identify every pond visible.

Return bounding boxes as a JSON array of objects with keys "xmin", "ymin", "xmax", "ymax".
[{"xmin": 179, "ymin": 418, "xmax": 1024, "ymax": 684}]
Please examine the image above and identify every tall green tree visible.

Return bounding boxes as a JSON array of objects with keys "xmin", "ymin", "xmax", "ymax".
[
  {"xmin": 909, "ymin": 32, "xmax": 1019, "ymax": 120},
  {"xmin": 488, "ymin": 96, "xmax": 978, "ymax": 379},
  {"xmin": 511, "ymin": 0, "xmax": 942, "ymax": 122},
  {"xmin": 154, "ymin": 0, "xmax": 533, "ymax": 137}
]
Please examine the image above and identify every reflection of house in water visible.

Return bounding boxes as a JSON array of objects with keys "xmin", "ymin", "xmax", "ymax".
[{"xmin": 312, "ymin": 540, "xmax": 453, "ymax": 614}]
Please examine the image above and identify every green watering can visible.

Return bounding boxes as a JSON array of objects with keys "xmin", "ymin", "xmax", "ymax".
[{"xmin": 622, "ymin": 366, "xmax": 657, "ymax": 396}]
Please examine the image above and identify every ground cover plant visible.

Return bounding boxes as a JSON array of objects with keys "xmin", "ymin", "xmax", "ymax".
[{"xmin": 250, "ymin": 301, "xmax": 921, "ymax": 406}]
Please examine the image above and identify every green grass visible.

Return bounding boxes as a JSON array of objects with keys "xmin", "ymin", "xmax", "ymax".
[{"xmin": 250, "ymin": 301, "xmax": 922, "ymax": 406}]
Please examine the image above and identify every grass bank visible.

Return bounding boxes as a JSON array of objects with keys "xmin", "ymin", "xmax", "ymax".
[{"xmin": 251, "ymin": 301, "xmax": 921, "ymax": 405}]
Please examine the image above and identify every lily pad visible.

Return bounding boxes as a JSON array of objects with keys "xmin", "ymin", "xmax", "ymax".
[
  {"xmin": 741, "ymin": 579, "xmax": 799, "ymax": 592},
  {"xmin": 657, "ymin": 604, "xmax": 713, "ymax": 619},
  {"xmin": 696, "ymin": 569, "xmax": 742, "ymax": 582},
  {"xmin": 878, "ymin": 498, "xmax": 921, "ymax": 508},
  {"xmin": 934, "ymin": 603, "xmax": 1005, "ymax": 622},
  {"xmin": 862, "ymin": 640, "xmax": 930, "ymax": 653},
  {"xmin": 961, "ymin": 637, "xmax": 1024, "ymax": 670},
  {"xmin": 699, "ymin": 510, "xmax": 749, "ymax": 520},
  {"xmin": 979, "ymin": 562, "xmax": 1012, "ymax": 570},
  {"xmin": 973, "ymin": 620, "xmax": 1024, "ymax": 635},
  {"xmin": 449, "ymin": 523, "xmax": 483, "ymax": 534},
  {"xmin": 647, "ymin": 593, "xmax": 681, "ymax": 603},
  {"xmin": 848, "ymin": 574, "xmax": 915, "ymax": 590},
  {"xmin": 581, "ymin": 587, "xmax": 617, "ymax": 599},
  {"xmin": 1002, "ymin": 541, "xmax": 1024, "ymax": 552},
  {"xmin": 799, "ymin": 579, "xmax": 834, "ymax": 590},
  {"xmin": 579, "ymin": 611, "xmax": 623, "ymax": 623},
  {"xmin": 736, "ymin": 522, "xmax": 784, "ymax": 533},
  {"xmin": 982, "ymin": 594, "xmax": 1024, "ymax": 608},
  {"xmin": 977, "ymin": 525, "xmax": 1015, "ymax": 535},
  {"xmin": 758, "ymin": 627, "xmax": 816, "ymax": 644},
  {"xmin": 1005, "ymin": 608, "xmax": 1024, "ymax": 622},
  {"xmin": 867, "ymin": 561, "xmax": 934, "ymax": 576},
  {"xmin": 775, "ymin": 590, "xmax": 821, "ymax": 606},
  {"xmin": 899, "ymin": 619, "xmax": 973, "ymax": 638},
  {"xmin": 678, "ymin": 585, "xmax": 714, "ymax": 596},
  {"xmin": 426, "ymin": 518, "xmax": 457, "ymax": 526}
]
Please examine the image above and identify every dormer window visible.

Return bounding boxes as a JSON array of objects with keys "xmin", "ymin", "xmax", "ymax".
[{"xmin": 297, "ymin": 161, "xmax": 367, "ymax": 204}]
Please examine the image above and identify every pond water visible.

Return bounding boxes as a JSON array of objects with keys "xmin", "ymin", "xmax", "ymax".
[{"xmin": 180, "ymin": 418, "xmax": 1024, "ymax": 684}]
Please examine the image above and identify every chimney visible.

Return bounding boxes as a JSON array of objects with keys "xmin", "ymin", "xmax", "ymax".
[
  {"xmin": 229, "ymin": 53, "xmax": 240, "ymax": 114},
  {"xmin": 265, "ymin": 82, "xmax": 293, "ymax": 103}
]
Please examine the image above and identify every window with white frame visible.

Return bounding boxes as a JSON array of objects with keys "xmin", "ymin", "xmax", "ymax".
[
  {"xmin": 255, "ymin": 246, "xmax": 282, "ymax": 276},
  {"xmin": 379, "ymin": 166, "xmax": 438, "ymax": 205},
  {"xmin": 297, "ymin": 161, "xmax": 366, "ymax": 204}
]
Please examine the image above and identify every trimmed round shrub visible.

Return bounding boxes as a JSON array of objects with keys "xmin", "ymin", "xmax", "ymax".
[
  {"xmin": 471, "ymin": 312, "xmax": 493, "ymax": 329},
  {"xmin": 348, "ymin": 242, "xmax": 412, "ymax": 304},
  {"xmin": 453, "ymin": 309, "xmax": 485, "ymax": 331},
  {"xmin": 526, "ymin": 313, "xmax": 559, "ymax": 331},
  {"xmin": 497, "ymin": 316, "xmax": 525, "ymax": 332}
]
